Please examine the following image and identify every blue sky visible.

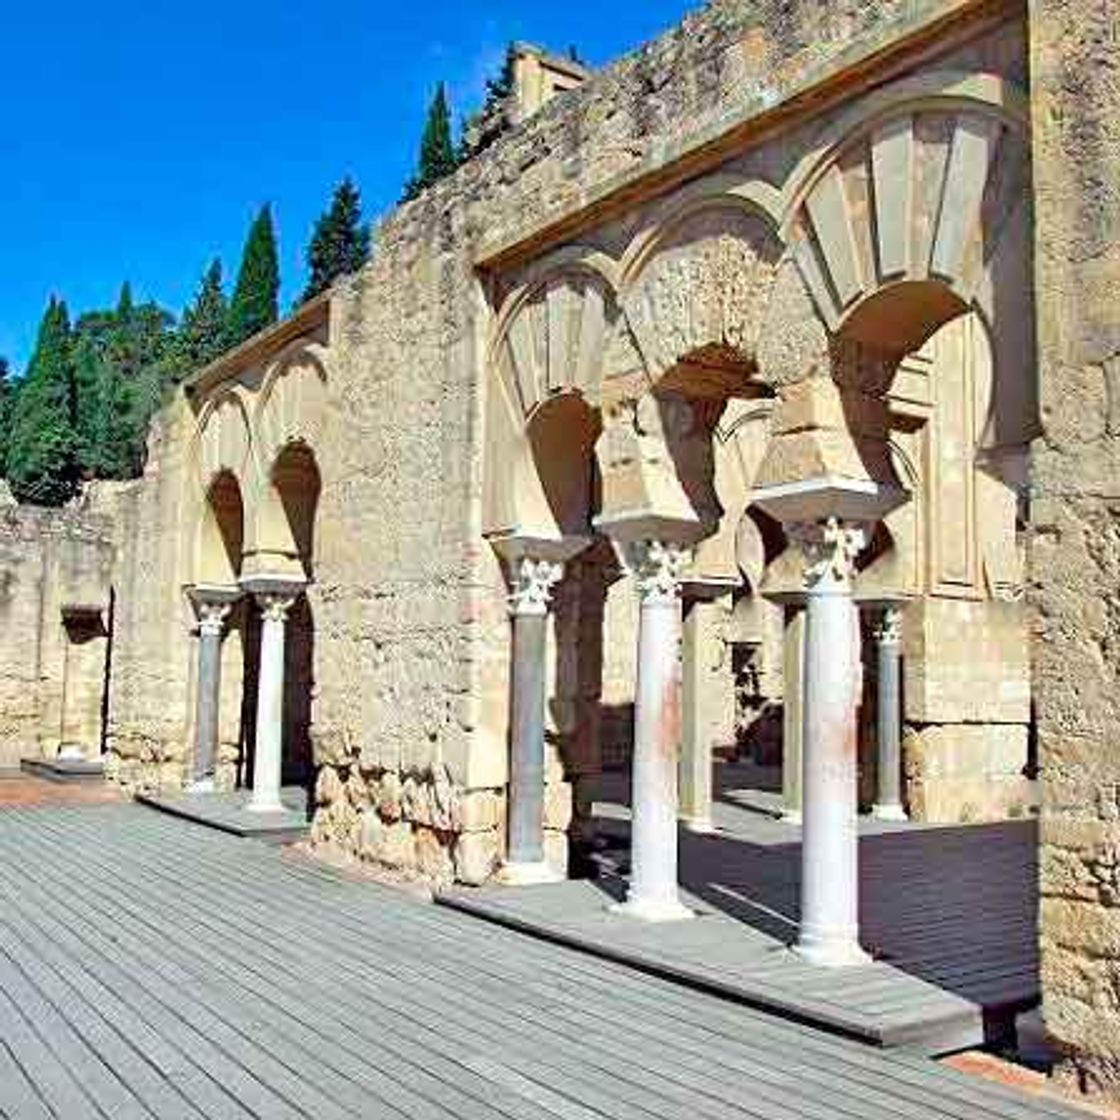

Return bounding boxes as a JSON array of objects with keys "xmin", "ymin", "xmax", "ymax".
[{"xmin": 0, "ymin": 1, "xmax": 693, "ymax": 372}]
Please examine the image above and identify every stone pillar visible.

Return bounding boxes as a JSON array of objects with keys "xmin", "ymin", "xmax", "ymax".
[
  {"xmin": 789, "ymin": 518, "xmax": 869, "ymax": 966},
  {"xmin": 781, "ymin": 604, "xmax": 806, "ymax": 823},
  {"xmin": 502, "ymin": 556, "xmax": 564, "ymax": 884},
  {"xmin": 871, "ymin": 605, "xmax": 906, "ymax": 822},
  {"xmin": 679, "ymin": 594, "xmax": 725, "ymax": 834},
  {"xmin": 614, "ymin": 540, "xmax": 692, "ymax": 922},
  {"xmin": 241, "ymin": 576, "xmax": 304, "ymax": 814},
  {"xmin": 186, "ymin": 588, "xmax": 239, "ymax": 790}
]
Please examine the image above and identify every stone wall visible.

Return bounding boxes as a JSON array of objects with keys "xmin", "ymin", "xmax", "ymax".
[
  {"xmin": 1028, "ymin": 0, "xmax": 1120, "ymax": 1101},
  {"xmin": 0, "ymin": 485, "xmax": 115, "ymax": 768}
]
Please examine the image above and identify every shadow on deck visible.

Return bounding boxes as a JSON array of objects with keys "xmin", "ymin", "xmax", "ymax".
[{"xmin": 440, "ymin": 763, "xmax": 1039, "ymax": 1057}]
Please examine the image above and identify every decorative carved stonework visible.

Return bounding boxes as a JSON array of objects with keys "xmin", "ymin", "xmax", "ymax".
[
  {"xmin": 196, "ymin": 601, "xmax": 233, "ymax": 638},
  {"xmin": 626, "ymin": 540, "xmax": 690, "ymax": 605},
  {"xmin": 787, "ymin": 517, "xmax": 867, "ymax": 591},
  {"xmin": 256, "ymin": 593, "xmax": 299, "ymax": 624},
  {"xmin": 873, "ymin": 605, "xmax": 903, "ymax": 646},
  {"xmin": 624, "ymin": 209, "xmax": 781, "ymax": 385},
  {"xmin": 507, "ymin": 557, "xmax": 564, "ymax": 617}
]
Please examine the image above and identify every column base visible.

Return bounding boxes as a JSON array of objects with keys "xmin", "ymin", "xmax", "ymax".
[
  {"xmin": 871, "ymin": 802, "xmax": 908, "ymax": 823},
  {"xmin": 793, "ymin": 934, "xmax": 871, "ymax": 968},
  {"xmin": 245, "ymin": 797, "xmax": 285, "ymax": 814},
  {"xmin": 609, "ymin": 895, "xmax": 694, "ymax": 923},
  {"xmin": 186, "ymin": 776, "xmax": 215, "ymax": 794},
  {"xmin": 779, "ymin": 808, "xmax": 803, "ymax": 825},
  {"xmin": 680, "ymin": 814, "xmax": 715, "ymax": 835},
  {"xmin": 498, "ymin": 860, "xmax": 563, "ymax": 886}
]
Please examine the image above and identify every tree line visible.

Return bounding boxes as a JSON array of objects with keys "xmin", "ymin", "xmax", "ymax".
[
  {"xmin": 0, "ymin": 44, "xmax": 538, "ymax": 506},
  {"xmin": 0, "ymin": 183, "xmax": 369, "ymax": 506}
]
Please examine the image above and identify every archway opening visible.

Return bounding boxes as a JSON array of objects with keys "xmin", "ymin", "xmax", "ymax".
[
  {"xmin": 270, "ymin": 443, "xmax": 321, "ymax": 790},
  {"xmin": 199, "ymin": 471, "xmax": 245, "ymax": 584}
]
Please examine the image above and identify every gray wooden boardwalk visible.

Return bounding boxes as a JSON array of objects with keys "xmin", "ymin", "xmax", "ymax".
[
  {"xmin": 135, "ymin": 786, "xmax": 311, "ymax": 844},
  {"xmin": 0, "ymin": 804, "xmax": 1087, "ymax": 1119},
  {"xmin": 437, "ymin": 768, "xmax": 1036, "ymax": 1055}
]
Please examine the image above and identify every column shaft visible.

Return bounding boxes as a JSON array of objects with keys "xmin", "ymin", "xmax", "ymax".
[
  {"xmin": 508, "ymin": 610, "xmax": 548, "ymax": 866},
  {"xmin": 872, "ymin": 608, "xmax": 906, "ymax": 821},
  {"xmin": 615, "ymin": 540, "xmax": 691, "ymax": 922},
  {"xmin": 781, "ymin": 606, "xmax": 806, "ymax": 822},
  {"xmin": 679, "ymin": 598, "xmax": 715, "ymax": 833},
  {"xmin": 793, "ymin": 518, "xmax": 869, "ymax": 966},
  {"xmin": 193, "ymin": 626, "xmax": 223, "ymax": 783},
  {"xmin": 249, "ymin": 605, "xmax": 287, "ymax": 813}
]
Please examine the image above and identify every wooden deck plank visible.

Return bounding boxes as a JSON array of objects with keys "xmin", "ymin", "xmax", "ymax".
[
  {"xmin": 0, "ymin": 805, "xmax": 1087, "ymax": 1120},
  {"xmin": 17, "ymin": 810, "xmax": 1075, "ymax": 1120},
  {"xmin": 45, "ymin": 806, "xmax": 1084, "ymax": 1120}
]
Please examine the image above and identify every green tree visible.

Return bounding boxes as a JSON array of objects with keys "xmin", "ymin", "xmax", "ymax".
[
  {"xmin": 302, "ymin": 178, "xmax": 370, "ymax": 301},
  {"xmin": 403, "ymin": 84, "xmax": 458, "ymax": 201},
  {"xmin": 227, "ymin": 205, "xmax": 280, "ymax": 347},
  {"xmin": 0, "ymin": 357, "xmax": 16, "ymax": 476},
  {"xmin": 6, "ymin": 298, "xmax": 78, "ymax": 505},
  {"xmin": 72, "ymin": 284, "xmax": 177, "ymax": 480},
  {"xmin": 181, "ymin": 259, "xmax": 229, "ymax": 369}
]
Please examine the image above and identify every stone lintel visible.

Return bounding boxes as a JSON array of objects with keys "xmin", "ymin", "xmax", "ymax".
[
  {"xmin": 592, "ymin": 510, "xmax": 706, "ymax": 547},
  {"xmin": 749, "ymin": 476, "xmax": 907, "ymax": 526},
  {"xmin": 488, "ymin": 532, "xmax": 591, "ymax": 567}
]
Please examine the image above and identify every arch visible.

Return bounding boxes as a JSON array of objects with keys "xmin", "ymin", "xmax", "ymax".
[
  {"xmin": 255, "ymin": 442, "xmax": 322, "ymax": 577},
  {"xmin": 619, "ymin": 194, "xmax": 785, "ymax": 393},
  {"xmin": 253, "ymin": 341, "xmax": 331, "ymax": 471},
  {"xmin": 758, "ymin": 86, "xmax": 1036, "ymax": 446},
  {"xmin": 483, "ymin": 253, "xmax": 618, "ymax": 540},
  {"xmin": 183, "ymin": 391, "xmax": 256, "ymax": 585}
]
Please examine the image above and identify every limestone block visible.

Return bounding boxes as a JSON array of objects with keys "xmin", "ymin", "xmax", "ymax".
[
  {"xmin": 415, "ymin": 827, "xmax": 455, "ymax": 885},
  {"xmin": 344, "ymin": 770, "xmax": 370, "ymax": 809},
  {"xmin": 459, "ymin": 790, "xmax": 502, "ymax": 832},
  {"xmin": 358, "ymin": 811, "xmax": 384, "ymax": 860},
  {"xmin": 315, "ymin": 765, "xmax": 343, "ymax": 806},
  {"xmin": 903, "ymin": 723, "xmax": 1035, "ymax": 823},
  {"xmin": 904, "ymin": 599, "xmax": 1030, "ymax": 724},
  {"xmin": 454, "ymin": 830, "xmax": 501, "ymax": 885},
  {"xmin": 377, "ymin": 771, "xmax": 403, "ymax": 821},
  {"xmin": 543, "ymin": 781, "xmax": 573, "ymax": 832},
  {"xmin": 379, "ymin": 821, "xmax": 417, "ymax": 871},
  {"xmin": 543, "ymin": 830, "xmax": 569, "ymax": 879}
]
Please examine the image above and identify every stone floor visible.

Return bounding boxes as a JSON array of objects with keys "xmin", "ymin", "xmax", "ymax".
[
  {"xmin": 0, "ymin": 769, "xmax": 124, "ymax": 808},
  {"xmin": 0, "ymin": 802, "xmax": 1093, "ymax": 1119}
]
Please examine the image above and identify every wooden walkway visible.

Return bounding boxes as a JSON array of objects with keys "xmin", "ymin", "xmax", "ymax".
[
  {"xmin": 135, "ymin": 786, "xmax": 311, "ymax": 844},
  {"xmin": 443, "ymin": 776, "xmax": 1040, "ymax": 1055},
  {"xmin": 0, "ymin": 804, "xmax": 1086, "ymax": 1119}
]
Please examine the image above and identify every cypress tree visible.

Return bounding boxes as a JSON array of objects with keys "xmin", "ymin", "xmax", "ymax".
[
  {"xmin": 181, "ymin": 259, "xmax": 229, "ymax": 369},
  {"xmin": 6, "ymin": 298, "xmax": 78, "ymax": 505},
  {"xmin": 302, "ymin": 178, "xmax": 370, "ymax": 301},
  {"xmin": 227, "ymin": 205, "xmax": 280, "ymax": 348},
  {"xmin": 402, "ymin": 84, "xmax": 458, "ymax": 201},
  {"xmin": 0, "ymin": 358, "xmax": 14, "ymax": 477}
]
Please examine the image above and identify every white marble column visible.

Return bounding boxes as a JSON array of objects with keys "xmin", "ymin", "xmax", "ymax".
[
  {"xmin": 614, "ymin": 540, "xmax": 693, "ymax": 922},
  {"xmin": 502, "ymin": 556, "xmax": 564, "ymax": 884},
  {"xmin": 242, "ymin": 576, "xmax": 304, "ymax": 814},
  {"xmin": 789, "ymin": 518, "xmax": 870, "ymax": 966},
  {"xmin": 780, "ymin": 604, "xmax": 806, "ymax": 823},
  {"xmin": 186, "ymin": 587, "xmax": 239, "ymax": 790},
  {"xmin": 679, "ymin": 594, "xmax": 724, "ymax": 834},
  {"xmin": 871, "ymin": 605, "xmax": 907, "ymax": 822}
]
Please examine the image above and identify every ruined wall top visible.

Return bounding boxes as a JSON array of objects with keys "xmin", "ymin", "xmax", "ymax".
[{"xmin": 382, "ymin": 0, "xmax": 999, "ymax": 271}]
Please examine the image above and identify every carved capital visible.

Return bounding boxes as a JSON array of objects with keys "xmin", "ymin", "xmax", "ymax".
[
  {"xmin": 197, "ymin": 601, "xmax": 232, "ymax": 638},
  {"xmin": 507, "ymin": 557, "xmax": 564, "ymax": 617},
  {"xmin": 787, "ymin": 517, "xmax": 867, "ymax": 592},
  {"xmin": 256, "ymin": 592, "xmax": 299, "ymax": 624},
  {"xmin": 626, "ymin": 540, "xmax": 690, "ymax": 606},
  {"xmin": 873, "ymin": 605, "xmax": 903, "ymax": 646}
]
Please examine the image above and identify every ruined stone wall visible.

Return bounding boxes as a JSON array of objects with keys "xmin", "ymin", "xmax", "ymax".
[
  {"xmin": 0, "ymin": 486, "xmax": 115, "ymax": 768},
  {"xmin": 102, "ymin": 399, "xmax": 196, "ymax": 790},
  {"xmin": 1028, "ymin": 0, "xmax": 1120, "ymax": 1101}
]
